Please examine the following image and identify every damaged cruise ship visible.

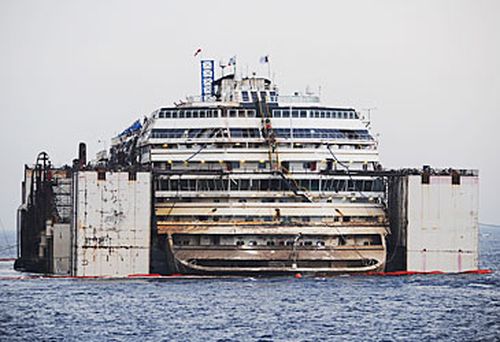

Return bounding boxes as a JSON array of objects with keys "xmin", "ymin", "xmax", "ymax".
[
  {"xmin": 16, "ymin": 59, "xmax": 479, "ymax": 277},
  {"xmin": 108, "ymin": 62, "xmax": 388, "ymax": 275}
]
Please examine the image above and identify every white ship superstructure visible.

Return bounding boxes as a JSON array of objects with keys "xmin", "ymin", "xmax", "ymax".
[{"xmin": 108, "ymin": 67, "xmax": 389, "ymax": 274}]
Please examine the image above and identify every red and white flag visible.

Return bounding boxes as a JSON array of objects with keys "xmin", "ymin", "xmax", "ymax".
[{"xmin": 194, "ymin": 48, "xmax": 202, "ymax": 57}]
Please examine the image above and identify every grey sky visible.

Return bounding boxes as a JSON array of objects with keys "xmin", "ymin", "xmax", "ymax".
[{"xmin": 0, "ymin": 0, "xmax": 499, "ymax": 233}]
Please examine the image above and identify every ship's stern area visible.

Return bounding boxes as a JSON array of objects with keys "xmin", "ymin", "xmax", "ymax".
[{"xmin": 158, "ymin": 224, "xmax": 387, "ymax": 276}]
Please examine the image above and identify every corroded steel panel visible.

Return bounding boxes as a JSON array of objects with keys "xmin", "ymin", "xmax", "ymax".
[
  {"xmin": 74, "ymin": 171, "xmax": 151, "ymax": 276},
  {"xmin": 52, "ymin": 223, "xmax": 71, "ymax": 275}
]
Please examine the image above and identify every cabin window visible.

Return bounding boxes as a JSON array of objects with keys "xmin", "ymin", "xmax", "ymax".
[
  {"xmin": 128, "ymin": 171, "xmax": 137, "ymax": 181},
  {"xmin": 241, "ymin": 91, "xmax": 249, "ymax": 102},
  {"xmin": 292, "ymin": 110, "xmax": 299, "ymax": 118},
  {"xmin": 300, "ymin": 110, "xmax": 307, "ymax": 118},
  {"xmin": 97, "ymin": 171, "xmax": 106, "ymax": 181},
  {"xmin": 282, "ymin": 110, "xmax": 290, "ymax": 118}
]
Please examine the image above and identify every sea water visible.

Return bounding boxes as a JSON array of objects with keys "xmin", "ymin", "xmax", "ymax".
[{"xmin": 0, "ymin": 227, "xmax": 498, "ymax": 341}]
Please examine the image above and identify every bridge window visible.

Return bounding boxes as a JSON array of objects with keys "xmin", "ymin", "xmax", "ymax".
[{"xmin": 241, "ymin": 91, "xmax": 249, "ymax": 102}]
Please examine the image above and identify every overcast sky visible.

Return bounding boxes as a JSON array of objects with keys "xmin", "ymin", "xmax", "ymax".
[{"xmin": 0, "ymin": 0, "xmax": 498, "ymax": 233}]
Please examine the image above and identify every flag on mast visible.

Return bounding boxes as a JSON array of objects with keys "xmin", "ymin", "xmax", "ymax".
[
  {"xmin": 194, "ymin": 48, "xmax": 202, "ymax": 57},
  {"xmin": 259, "ymin": 55, "xmax": 269, "ymax": 64}
]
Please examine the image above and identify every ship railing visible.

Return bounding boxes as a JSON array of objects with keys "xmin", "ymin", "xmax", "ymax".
[
  {"xmin": 185, "ymin": 95, "xmax": 216, "ymax": 103},
  {"xmin": 277, "ymin": 95, "xmax": 320, "ymax": 104},
  {"xmin": 184, "ymin": 95, "xmax": 321, "ymax": 104}
]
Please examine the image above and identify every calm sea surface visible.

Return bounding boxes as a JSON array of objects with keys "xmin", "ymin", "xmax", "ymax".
[{"xmin": 0, "ymin": 227, "xmax": 498, "ymax": 341}]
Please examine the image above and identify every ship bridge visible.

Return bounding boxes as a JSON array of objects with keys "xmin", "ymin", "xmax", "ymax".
[{"xmin": 184, "ymin": 74, "xmax": 320, "ymax": 107}]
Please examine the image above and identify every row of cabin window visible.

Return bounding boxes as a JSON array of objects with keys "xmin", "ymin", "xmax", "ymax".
[
  {"xmin": 156, "ymin": 178, "xmax": 385, "ymax": 192},
  {"xmin": 157, "ymin": 108, "xmax": 357, "ymax": 120},
  {"xmin": 174, "ymin": 238, "xmax": 327, "ymax": 247},
  {"xmin": 271, "ymin": 109, "xmax": 357, "ymax": 119},
  {"xmin": 158, "ymin": 109, "xmax": 220, "ymax": 119},
  {"xmin": 158, "ymin": 109, "xmax": 258, "ymax": 119},
  {"xmin": 171, "ymin": 235, "xmax": 381, "ymax": 247},
  {"xmin": 150, "ymin": 128, "xmax": 372, "ymax": 140},
  {"xmin": 274, "ymin": 128, "xmax": 372, "ymax": 140},
  {"xmin": 158, "ymin": 160, "xmax": 371, "ymax": 172}
]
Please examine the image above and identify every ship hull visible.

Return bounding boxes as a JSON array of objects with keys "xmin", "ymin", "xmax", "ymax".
[{"xmin": 160, "ymin": 225, "xmax": 387, "ymax": 276}]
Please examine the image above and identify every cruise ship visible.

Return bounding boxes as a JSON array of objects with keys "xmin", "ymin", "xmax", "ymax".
[{"xmin": 107, "ymin": 60, "xmax": 389, "ymax": 275}]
